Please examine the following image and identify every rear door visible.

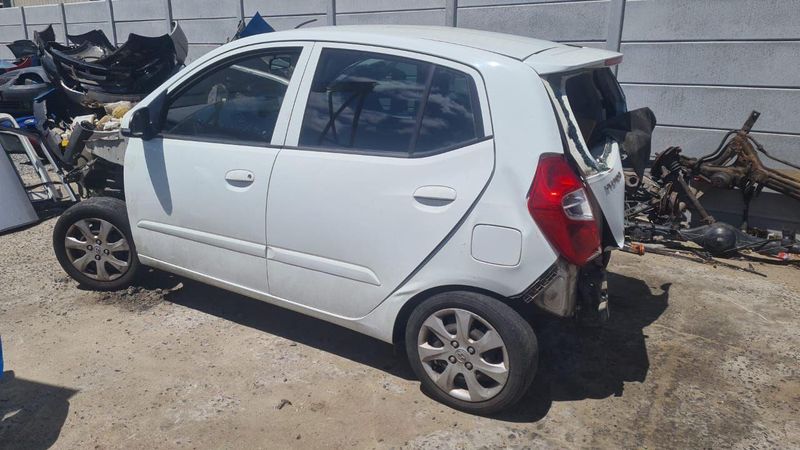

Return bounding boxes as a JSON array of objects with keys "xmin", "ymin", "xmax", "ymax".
[{"xmin": 265, "ymin": 44, "xmax": 494, "ymax": 318}]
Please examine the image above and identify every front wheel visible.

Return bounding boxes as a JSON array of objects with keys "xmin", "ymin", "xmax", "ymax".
[
  {"xmin": 53, "ymin": 197, "xmax": 140, "ymax": 291},
  {"xmin": 405, "ymin": 291, "xmax": 538, "ymax": 415}
]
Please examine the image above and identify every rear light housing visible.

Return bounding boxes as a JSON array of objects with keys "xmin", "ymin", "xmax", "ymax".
[{"xmin": 527, "ymin": 153, "xmax": 601, "ymax": 266}]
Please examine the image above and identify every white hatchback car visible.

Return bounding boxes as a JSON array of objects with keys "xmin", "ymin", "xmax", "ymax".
[{"xmin": 53, "ymin": 26, "xmax": 628, "ymax": 414}]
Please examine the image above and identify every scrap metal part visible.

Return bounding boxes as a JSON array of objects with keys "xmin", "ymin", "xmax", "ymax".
[
  {"xmin": 621, "ymin": 243, "xmax": 768, "ymax": 276},
  {"xmin": 0, "ymin": 115, "xmax": 77, "ymax": 233},
  {"xmin": 623, "ymin": 111, "xmax": 800, "ymax": 259},
  {"xmin": 679, "ymin": 111, "xmax": 800, "ymax": 228},
  {"xmin": 0, "ymin": 140, "xmax": 38, "ymax": 233}
]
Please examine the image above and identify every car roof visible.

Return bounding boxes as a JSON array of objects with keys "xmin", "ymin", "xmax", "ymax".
[{"xmin": 248, "ymin": 25, "xmax": 565, "ymax": 61}]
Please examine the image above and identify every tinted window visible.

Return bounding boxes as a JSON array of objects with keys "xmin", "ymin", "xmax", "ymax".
[
  {"xmin": 415, "ymin": 66, "xmax": 482, "ymax": 154},
  {"xmin": 299, "ymin": 49, "xmax": 432, "ymax": 154},
  {"xmin": 163, "ymin": 48, "xmax": 301, "ymax": 143}
]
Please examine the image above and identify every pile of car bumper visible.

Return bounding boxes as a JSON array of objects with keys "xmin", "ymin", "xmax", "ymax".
[{"xmin": 36, "ymin": 23, "xmax": 187, "ymax": 108}]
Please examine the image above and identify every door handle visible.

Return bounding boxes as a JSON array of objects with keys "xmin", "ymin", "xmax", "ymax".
[
  {"xmin": 413, "ymin": 185, "xmax": 457, "ymax": 206},
  {"xmin": 225, "ymin": 169, "xmax": 255, "ymax": 185}
]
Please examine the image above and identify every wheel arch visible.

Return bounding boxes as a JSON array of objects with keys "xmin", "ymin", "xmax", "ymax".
[{"xmin": 391, "ymin": 284, "xmax": 511, "ymax": 349}]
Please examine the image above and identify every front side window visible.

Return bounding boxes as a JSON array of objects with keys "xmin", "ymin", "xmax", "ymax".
[
  {"xmin": 162, "ymin": 48, "xmax": 301, "ymax": 144},
  {"xmin": 299, "ymin": 48, "xmax": 484, "ymax": 156}
]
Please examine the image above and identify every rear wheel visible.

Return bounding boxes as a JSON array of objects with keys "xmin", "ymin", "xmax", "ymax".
[
  {"xmin": 53, "ymin": 197, "xmax": 140, "ymax": 291},
  {"xmin": 405, "ymin": 291, "xmax": 538, "ymax": 414}
]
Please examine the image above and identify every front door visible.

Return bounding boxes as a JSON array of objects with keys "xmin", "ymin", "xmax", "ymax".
[
  {"xmin": 124, "ymin": 44, "xmax": 310, "ymax": 293},
  {"xmin": 265, "ymin": 44, "xmax": 495, "ymax": 318}
]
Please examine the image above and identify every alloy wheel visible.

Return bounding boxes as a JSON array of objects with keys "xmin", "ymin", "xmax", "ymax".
[
  {"xmin": 417, "ymin": 308, "xmax": 509, "ymax": 402},
  {"xmin": 64, "ymin": 218, "xmax": 131, "ymax": 281}
]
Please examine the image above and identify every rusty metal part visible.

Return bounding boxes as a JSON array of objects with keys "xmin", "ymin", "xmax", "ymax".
[
  {"xmin": 623, "ymin": 242, "xmax": 646, "ymax": 255},
  {"xmin": 620, "ymin": 242, "xmax": 767, "ymax": 277},
  {"xmin": 679, "ymin": 111, "xmax": 800, "ymax": 207},
  {"xmin": 623, "ymin": 110, "xmax": 799, "ymax": 259},
  {"xmin": 642, "ymin": 111, "xmax": 800, "ymax": 230},
  {"xmin": 651, "ymin": 146, "xmax": 715, "ymax": 224}
]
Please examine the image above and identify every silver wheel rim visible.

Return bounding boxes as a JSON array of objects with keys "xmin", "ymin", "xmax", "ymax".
[
  {"xmin": 64, "ymin": 218, "xmax": 131, "ymax": 282},
  {"xmin": 417, "ymin": 308, "xmax": 509, "ymax": 402}
]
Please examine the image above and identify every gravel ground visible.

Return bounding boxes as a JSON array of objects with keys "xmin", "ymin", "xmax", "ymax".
[{"xmin": 1, "ymin": 218, "xmax": 798, "ymax": 449}]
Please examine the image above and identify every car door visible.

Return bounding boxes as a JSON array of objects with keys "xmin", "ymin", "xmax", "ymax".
[
  {"xmin": 124, "ymin": 43, "xmax": 311, "ymax": 293},
  {"xmin": 265, "ymin": 44, "xmax": 495, "ymax": 318}
]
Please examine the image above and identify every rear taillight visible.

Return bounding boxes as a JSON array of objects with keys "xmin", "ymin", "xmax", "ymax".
[{"xmin": 527, "ymin": 153, "xmax": 601, "ymax": 266}]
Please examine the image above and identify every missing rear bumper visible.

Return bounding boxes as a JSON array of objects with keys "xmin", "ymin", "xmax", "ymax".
[
  {"xmin": 514, "ymin": 255, "xmax": 609, "ymax": 324},
  {"xmin": 515, "ymin": 259, "xmax": 578, "ymax": 317}
]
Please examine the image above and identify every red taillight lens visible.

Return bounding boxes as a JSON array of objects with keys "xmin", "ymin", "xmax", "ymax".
[{"xmin": 527, "ymin": 154, "xmax": 601, "ymax": 265}]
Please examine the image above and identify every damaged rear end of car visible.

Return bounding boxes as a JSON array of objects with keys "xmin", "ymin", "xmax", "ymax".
[{"xmin": 520, "ymin": 46, "xmax": 640, "ymax": 324}]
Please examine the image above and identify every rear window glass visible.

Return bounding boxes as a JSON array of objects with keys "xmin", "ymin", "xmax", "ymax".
[{"xmin": 299, "ymin": 48, "xmax": 484, "ymax": 156}]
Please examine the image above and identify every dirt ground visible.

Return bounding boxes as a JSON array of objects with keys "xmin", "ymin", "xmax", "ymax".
[{"xmin": 1, "ymin": 218, "xmax": 798, "ymax": 449}]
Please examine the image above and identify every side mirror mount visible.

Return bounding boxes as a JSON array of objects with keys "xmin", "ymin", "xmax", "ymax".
[
  {"xmin": 122, "ymin": 107, "xmax": 157, "ymax": 140},
  {"xmin": 121, "ymin": 90, "xmax": 167, "ymax": 141}
]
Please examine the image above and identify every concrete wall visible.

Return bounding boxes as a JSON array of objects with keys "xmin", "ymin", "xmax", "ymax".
[
  {"xmin": 0, "ymin": 0, "xmax": 798, "ymax": 228},
  {"xmin": 458, "ymin": 0, "xmax": 611, "ymax": 46},
  {"xmin": 11, "ymin": 0, "xmax": 86, "ymax": 7},
  {"xmin": 618, "ymin": 0, "xmax": 800, "ymax": 168}
]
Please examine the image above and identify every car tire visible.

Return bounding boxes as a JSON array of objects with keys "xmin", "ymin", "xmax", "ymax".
[
  {"xmin": 405, "ymin": 291, "xmax": 538, "ymax": 415},
  {"xmin": 53, "ymin": 197, "xmax": 140, "ymax": 291}
]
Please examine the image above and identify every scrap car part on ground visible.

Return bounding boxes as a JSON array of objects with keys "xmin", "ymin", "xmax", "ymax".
[{"xmin": 622, "ymin": 111, "xmax": 800, "ymax": 258}]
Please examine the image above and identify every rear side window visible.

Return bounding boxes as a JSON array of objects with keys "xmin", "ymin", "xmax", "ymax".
[
  {"xmin": 162, "ymin": 48, "xmax": 301, "ymax": 144},
  {"xmin": 299, "ymin": 48, "xmax": 483, "ymax": 156}
]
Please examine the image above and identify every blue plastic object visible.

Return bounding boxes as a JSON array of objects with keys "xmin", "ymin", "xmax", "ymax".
[
  {"xmin": 0, "ymin": 115, "xmax": 36, "ymax": 130},
  {"xmin": 240, "ymin": 12, "xmax": 274, "ymax": 38},
  {"xmin": 16, "ymin": 115, "xmax": 37, "ymax": 130}
]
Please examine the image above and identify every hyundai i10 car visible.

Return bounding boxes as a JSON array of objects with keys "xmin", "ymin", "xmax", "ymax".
[{"xmin": 53, "ymin": 25, "xmax": 629, "ymax": 414}]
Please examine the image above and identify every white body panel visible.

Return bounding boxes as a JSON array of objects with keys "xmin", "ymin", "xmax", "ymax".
[
  {"xmin": 124, "ymin": 42, "xmax": 312, "ymax": 292},
  {"xmin": 125, "ymin": 139, "xmax": 278, "ymax": 292},
  {"xmin": 121, "ymin": 26, "xmax": 625, "ymax": 343},
  {"xmin": 266, "ymin": 140, "xmax": 494, "ymax": 318},
  {"xmin": 585, "ymin": 143, "xmax": 626, "ymax": 247}
]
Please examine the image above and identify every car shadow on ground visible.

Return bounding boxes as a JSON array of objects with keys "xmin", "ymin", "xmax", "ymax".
[
  {"xmin": 141, "ymin": 270, "xmax": 415, "ymax": 381},
  {"xmin": 496, "ymin": 273, "xmax": 671, "ymax": 422},
  {"xmin": 138, "ymin": 269, "xmax": 669, "ymax": 421},
  {"xmin": 0, "ymin": 371, "xmax": 78, "ymax": 450}
]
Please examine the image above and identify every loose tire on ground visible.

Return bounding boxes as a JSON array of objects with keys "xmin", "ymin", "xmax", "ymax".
[
  {"xmin": 53, "ymin": 197, "xmax": 140, "ymax": 291},
  {"xmin": 405, "ymin": 291, "xmax": 538, "ymax": 415}
]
